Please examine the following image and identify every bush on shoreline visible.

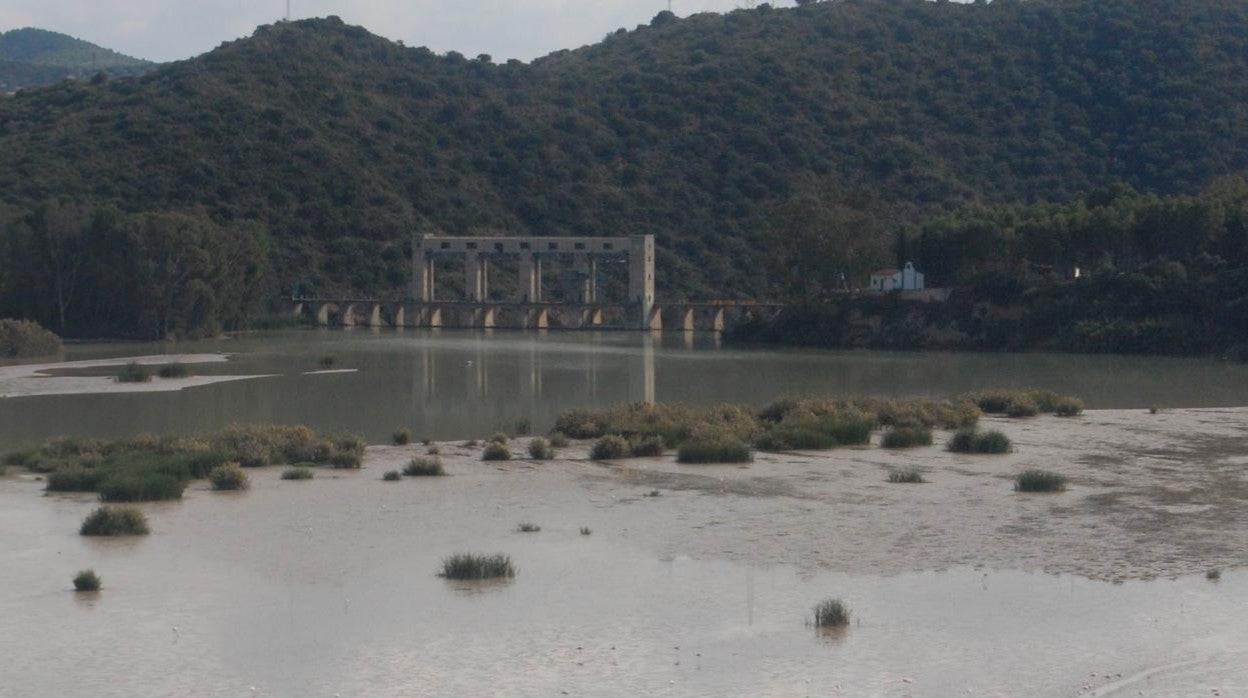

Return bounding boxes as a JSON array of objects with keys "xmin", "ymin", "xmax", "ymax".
[
  {"xmin": 1015, "ymin": 469, "xmax": 1068, "ymax": 492},
  {"xmin": 281, "ymin": 466, "xmax": 314, "ymax": 480},
  {"xmin": 589, "ymin": 435, "xmax": 629, "ymax": 460},
  {"xmin": 0, "ymin": 318, "xmax": 61, "ymax": 358},
  {"xmin": 403, "ymin": 456, "xmax": 444, "ymax": 476},
  {"xmin": 947, "ymin": 429, "xmax": 1013, "ymax": 454},
  {"xmin": 880, "ymin": 426, "xmax": 933, "ymax": 449},
  {"xmin": 115, "ymin": 361, "xmax": 151, "ymax": 383},
  {"xmin": 677, "ymin": 434, "xmax": 752, "ymax": 464},
  {"xmin": 73, "ymin": 569, "xmax": 101, "ymax": 592},
  {"xmin": 482, "ymin": 443, "xmax": 511, "ymax": 461},
  {"xmin": 11, "ymin": 425, "xmax": 364, "ymax": 501},
  {"xmin": 440, "ymin": 553, "xmax": 515, "ymax": 580},
  {"xmin": 157, "ymin": 363, "xmax": 191, "ymax": 379},
  {"xmin": 80, "ymin": 505, "xmax": 149, "ymax": 535},
  {"xmin": 527, "ymin": 437, "xmax": 554, "ymax": 460},
  {"xmin": 208, "ymin": 462, "xmax": 249, "ymax": 491},
  {"xmin": 813, "ymin": 598, "xmax": 850, "ymax": 628}
]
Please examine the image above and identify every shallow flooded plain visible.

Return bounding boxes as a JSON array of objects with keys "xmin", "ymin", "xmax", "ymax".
[{"xmin": 2, "ymin": 331, "xmax": 1247, "ymax": 696}]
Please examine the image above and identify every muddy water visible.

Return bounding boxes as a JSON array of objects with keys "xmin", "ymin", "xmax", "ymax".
[
  {"xmin": 3, "ymin": 409, "xmax": 1248, "ymax": 697},
  {"xmin": 3, "ymin": 328, "xmax": 1248, "ymax": 449}
]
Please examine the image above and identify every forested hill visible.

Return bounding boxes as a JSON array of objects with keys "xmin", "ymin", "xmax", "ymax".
[
  {"xmin": 0, "ymin": 28, "xmax": 153, "ymax": 91},
  {"xmin": 1, "ymin": 0, "xmax": 1247, "ymax": 300}
]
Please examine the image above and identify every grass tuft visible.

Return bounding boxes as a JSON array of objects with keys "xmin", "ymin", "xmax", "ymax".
[
  {"xmin": 580, "ymin": 527, "xmax": 592, "ymax": 536},
  {"xmin": 317, "ymin": 356, "xmax": 336, "ymax": 370},
  {"xmin": 1207, "ymin": 568, "xmax": 1222, "ymax": 580},
  {"xmin": 589, "ymin": 435, "xmax": 630, "ymax": 460},
  {"xmin": 426, "ymin": 444, "xmax": 440, "ymax": 455},
  {"xmin": 489, "ymin": 432, "xmax": 510, "ymax": 445},
  {"xmin": 527, "ymin": 437, "xmax": 554, "ymax": 460},
  {"xmin": 947, "ymin": 429, "xmax": 1013, "ymax": 454},
  {"xmin": 281, "ymin": 466, "xmax": 314, "ymax": 480},
  {"xmin": 403, "ymin": 456, "xmax": 445, "ymax": 476},
  {"xmin": 157, "ymin": 363, "xmax": 191, "ymax": 379},
  {"xmin": 629, "ymin": 435, "xmax": 666, "ymax": 457},
  {"xmin": 482, "ymin": 443, "xmax": 511, "ymax": 461},
  {"xmin": 73, "ymin": 569, "xmax": 101, "ymax": 592},
  {"xmin": 439, "ymin": 553, "xmax": 515, "ymax": 580},
  {"xmin": 887, "ymin": 468, "xmax": 925, "ymax": 484},
  {"xmin": 115, "ymin": 362, "xmax": 151, "ymax": 383},
  {"xmin": 208, "ymin": 462, "xmax": 249, "ymax": 491},
  {"xmin": 80, "ymin": 505, "xmax": 149, "ymax": 536},
  {"xmin": 1014, "ymin": 469, "xmax": 1068, "ymax": 492},
  {"xmin": 1005, "ymin": 396, "xmax": 1040, "ymax": 418},
  {"xmin": 392, "ymin": 429, "xmax": 411, "ymax": 446},
  {"xmin": 880, "ymin": 426, "xmax": 933, "ymax": 449},
  {"xmin": 813, "ymin": 598, "xmax": 850, "ymax": 628},
  {"xmin": 548, "ymin": 432, "xmax": 569, "ymax": 448},
  {"xmin": 382, "ymin": 470, "xmax": 401, "ymax": 481},
  {"xmin": 677, "ymin": 434, "xmax": 752, "ymax": 464},
  {"xmin": 516, "ymin": 522, "xmax": 541, "ymax": 533}
]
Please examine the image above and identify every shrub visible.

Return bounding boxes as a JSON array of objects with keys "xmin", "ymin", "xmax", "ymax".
[
  {"xmin": 80, "ymin": 506, "xmax": 149, "ymax": 535},
  {"xmin": 880, "ymin": 426, "xmax": 933, "ymax": 449},
  {"xmin": 527, "ymin": 437, "xmax": 554, "ymax": 460},
  {"xmin": 887, "ymin": 468, "xmax": 925, "ymax": 484},
  {"xmin": 46, "ymin": 465, "xmax": 102, "ymax": 492},
  {"xmin": 403, "ymin": 456, "xmax": 444, "ymax": 476},
  {"xmin": 462, "ymin": 439, "xmax": 479, "ymax": 448},
  {"xmin": 482, "ymin": 443, "xmax": 511, "ymax": 461},
  {"xmin": 677, "ymin": 436, "xmax": 752, "ymax": 464},
  {"xmin": 1054, "ymin": 397, "xmax": 1084, "ymax": 417},
  {"xmin": 589, "ymin": 435, "xmax": 629, "ymax": 460},
  {"xmin": 392, "ymin": 429, "xmax": 411, "ymax": 446},
  {"xmin": 328, "ymin": 434, "xmax": 366, "ymax": 468},
  {"xmin": 630, "ymin": 436, "xmax": 665, "ymax": 457},
  {"xmin": 1207, "ymin": 568, "xmax": 1222, "ymax": 580},
  {"xmin": 552, "ymin": 408, "xmax": 608, "ymax": 439},
  {"xmin": 382, "ymin": 470, "xmax": 401, "ymax": 481},
  {"xmin": 73, "ymin": 569, "xmax": 101, "ymax": 592},
  {"xmin": 439, "ymin": 553, "xmax": 516, "ymax": 580},
  {"xmin": 208, "ymin": 462, "xmax": 249, "ymax": 491},
  {"xmin": 1005, "ymin": 397, "xmax": 1039, "ymax": 418},
  {"xmin": 813, "ymin": 598, "xmax": 850, "ymax": 628},
  {"xmin": 98, "ymin": 471, "xmax": 186, "ymax": 502},
  {"xmin": 548, "ymin": 432, "xmax": 569, "ymax": 448},
  {"xmin": 1015, "ymin": 469, "xmax": 1068, "ymax": 493},
  {"xmin": 281, "ymin": 466, "xmax": 314, "ymax": 480},
  {"xmin": 184, "ymin": 451, "xmax": 230, "ymax": 478},
  {"xmin": 580, "ymin": 527, "xmax": 592, "ymax": 535},
  {"xmin": 489, "ymin": 432, "xmax": 510, "ymax": 445},
  {"xmin": 115, "ymin": 362, "xmax": 151, "ymax": 383},
  {"xmin": 426, "ymin": 444, "xmax": 440, "ymax": 455},
  {"xmin": 947, "ymin": 429, "xmax": 1012, "ymax": 454},
  {"xmin": 157, "ymin": 363, "xmax": 190, "ymax": 379},
  {"xmin": 516, "ymin": 522, "xmax": 541, "ymax": 533},
  {"xmin": 0, "ymin": 318, "xmax": 61, "ymax": 357},
  {"xmin": 756, "ymin": 425, "xmax": 837, "ymax": 452}
]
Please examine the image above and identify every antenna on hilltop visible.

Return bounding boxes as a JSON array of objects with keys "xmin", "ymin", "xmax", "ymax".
[{"xmin": 285, "ymin": 0, "xmax": 291, "ymax": 22}]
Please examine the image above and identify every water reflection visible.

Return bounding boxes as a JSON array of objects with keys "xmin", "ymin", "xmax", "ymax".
[{"xmin": 0, "ymin": 328, "xmax": 1246, "ymax": 448}]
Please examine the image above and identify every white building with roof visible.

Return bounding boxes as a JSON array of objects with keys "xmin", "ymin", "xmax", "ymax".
[{"xmin": 870, "ymin": 262, "xmax": 924, "ymax": 292}]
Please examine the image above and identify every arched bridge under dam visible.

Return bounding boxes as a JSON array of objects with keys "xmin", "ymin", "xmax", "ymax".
[
  {"xmin": 293, "ymin": 234, "xmax": 783, "ymax": 331},
  {"xmin": 291, "ymin": 298, "xmax": 784, "ymax": 332}
]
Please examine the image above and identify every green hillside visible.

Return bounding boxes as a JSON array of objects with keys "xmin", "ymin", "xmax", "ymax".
[
  {"xmin": 0, "ymin": 28, "xmax": 152, "ymax": 91},
  {"xmin": 1, "ymin": 0, "xmax": 1247, "ymax": 338}
]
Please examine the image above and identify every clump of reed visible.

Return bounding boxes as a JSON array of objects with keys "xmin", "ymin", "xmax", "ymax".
[
  {"xmin": 115, "ymin": 361, "xmax": 151, "ymax": 383},
  {"xmin": 580, "ymin": 527, "xmax": 592, "ymax": 536},
  {"xmin": 527, "ymin": 437, "xmax": 554, "ymax": 460},
  {"xmin": 9, "ymin": 425, "xmax": 362, "ymax": 501},
  {"xmin": 73, "ymin": 569, "xmax": 101, "ymax": 592},
  {"xmin": 554, "ymin": 402, "xmax": 762, "ymax": 447},
  {"xmin": 880, "ymin": 425, "xmax": 933, "ymax": 449},
  {"xmin": 589, "ymin": 435, "xmax": 629, "ymax": 461},
  {"xmin": 426, "ymin": 444, "xmax": 440, "ymax": 455},
  {"xmin": 392, "ymin": 429, "xmax": 411, "ymax": 446},
  {"xmin": 887, "ymin": 468, "xmax": 925, "ymax": 484},
  {"xmin": 947, "ymin": 429, "xmax": 1013, "ymax": 454},
  {"xmin": 157, "ymin": 362, "xmax": 191, "ymax": 379},
  {"xmin": 1014, "ymin": 469, "xmax": 1068, "ymax": 493},
  {"xmin": 403, "ymin": 456, "xmax": 445, "ymax": 476},
  {"xmin": 1054, "ymin": 397, "xmax": 1084, "ymax": 417},
  {"xmin": 0, "ymin": 318, "xmax": 61, "ymax": 358},
  {"xmin": 482, "ymin": 443, "xmax": 511, "ymax": 461},
  {"xmin": 1207, "ymin": 568, "xmax": 1222, "ymax": 581},
  {"xmin": 439, "ymin": 553, "xmax": 516, "ymax": 580},
  {"xmin": 1005, "ymin": 396, "xmax": 1040, "ymax": 418},
  {"xmin": 208, "ymin": 462, "xmax": 249, "ymax": 491},
  {"xmin": 382, "ymin": 470, "xmax": 401, "ymax": 481},
  {"xmin": 548, "ymin": 432, "xmax": 569, "ymax": 448},
  {"xmin": 813, "ymin": 598, "xmax": 850, "ymax": 628},
  {"xmin": 516, "ymin": 522, "xmax": 541, "ymax": 533},
  {"xmin": 79, "ymin": 505, "xmax": 149, "ymax": 536},
  {"xmin": 676, "ymin": 429, "xmax": 752, "ymax": 464},
  {"xmin": 281, "ymin": 466, "xmax": 314, "ymax": 480},
  {"xmin": 489, "ymin": 432, "xmax": 510, "ymax": 445},
  {"xmin": 629, "ymin": 435, "xmax": 666, "ymax": 458}
]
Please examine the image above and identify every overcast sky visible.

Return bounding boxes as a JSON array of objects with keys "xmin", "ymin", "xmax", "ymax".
[{"xmin": 1, "ymin": 1, "xmax": 798, "ymax": 64}]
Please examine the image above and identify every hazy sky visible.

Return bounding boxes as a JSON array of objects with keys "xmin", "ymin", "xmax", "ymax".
[{"xmin": 1, "ymin": 1, "xmax": 797, "ymax": 63}]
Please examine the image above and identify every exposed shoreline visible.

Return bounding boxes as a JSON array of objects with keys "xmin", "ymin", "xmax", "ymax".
[
  {"xmin": 0, "ymin": 354, "xmax": 274, "ymax": 398},
  {"xmin": 362, "ymin": 406, "xmax": 1248, "ymax": 583}
]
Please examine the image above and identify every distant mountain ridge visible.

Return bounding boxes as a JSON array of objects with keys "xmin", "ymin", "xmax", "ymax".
[
  {"xmin": 0, "ymin": 27, "xmax": 153, "ymax": 91},
  {"xmin": 0, "ymin": 0, "xmax": 1246, "ymax": 302}
]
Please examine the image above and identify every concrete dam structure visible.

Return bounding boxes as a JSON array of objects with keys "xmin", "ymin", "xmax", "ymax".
[{"xmin": 294, "ymin": 234, "xmax": 781, "ymax": 332}]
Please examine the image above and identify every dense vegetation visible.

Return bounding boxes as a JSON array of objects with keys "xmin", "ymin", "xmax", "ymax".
[
  {"xmin": 735, "ymin": 179, "xmax": 1248, "ymax": 356},
  {"xmin": 0, "ymin": 318, "xmax": 60, "ymax": 357},
  {"xmin": 0, "ymin": 28, "xmax": 153, "ymax": 92},
  {"xmin": 0, "ymin": 0, "xmax": 1246, "ymax": 332}
]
